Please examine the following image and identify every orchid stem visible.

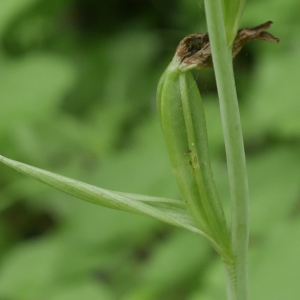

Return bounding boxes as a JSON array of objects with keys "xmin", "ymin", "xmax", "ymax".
[{"xmin": 203, "ymin": 0, "xmax": 250, "ymax": 299}]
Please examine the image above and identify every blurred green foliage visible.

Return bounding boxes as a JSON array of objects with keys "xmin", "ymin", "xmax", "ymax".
[{"xmin": 0, "ymin": 0, "xmax": 299, "ymax": 299}]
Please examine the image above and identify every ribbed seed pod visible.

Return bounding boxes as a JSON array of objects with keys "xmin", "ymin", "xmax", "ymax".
[
  {"xmin": 157, "ymin": 22, "xmax": 279, "ymax": 262},
  {"xmin": 157, "ymin": 55, "xmax": 231, "ymax": 262}
]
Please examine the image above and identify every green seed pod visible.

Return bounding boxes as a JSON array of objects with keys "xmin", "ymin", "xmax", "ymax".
[
  {"xmin": 157, "ymin": 48, "xmax": 231, "ymax": 262},
  {"xmin": 157, "ymin": 23, "xmax": 279, "ymax": 262}
]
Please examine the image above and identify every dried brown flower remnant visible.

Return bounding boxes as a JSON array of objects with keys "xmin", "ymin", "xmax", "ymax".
[{"xmin": 176, "ymin": 21, "xmax": 279, "ymax": 71}]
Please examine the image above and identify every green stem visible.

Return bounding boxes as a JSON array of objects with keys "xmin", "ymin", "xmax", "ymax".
[{"xmin": 203, "ymin": 1, "xmax": 249, "ymax": 300}]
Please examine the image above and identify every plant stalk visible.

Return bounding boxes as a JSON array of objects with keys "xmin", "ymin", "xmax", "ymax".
[{"xmin": 203, "ymin": 1, "xmax": 249, "ymax": 299}]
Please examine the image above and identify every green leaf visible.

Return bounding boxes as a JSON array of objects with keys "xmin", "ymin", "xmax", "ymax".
[
  {"xmin": 250, "ymin": 219, "xmax": 300, "ymax": 299},
  {"xmin": 0, "ymin": 155, "xmax": 213, "ymax": 240},
  {"xmin": 0, "ymin": 55, "xmax": 75, "ymax": 134},
  {"xmin": 0, "ymin": 0, "xmax": 39, "ymax": 36},
  {"xmin": 221, "ymin": 0, "xmax": 246, "ymax": 45}
]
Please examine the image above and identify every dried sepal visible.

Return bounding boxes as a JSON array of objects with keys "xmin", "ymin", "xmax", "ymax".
[
  {"xmin": 232, "ymin": 21, "xmax": 279, "ymax": 57},
  {"xmin": 176, "ymin": 21, "xmax": 279, "ymax": 71}
]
